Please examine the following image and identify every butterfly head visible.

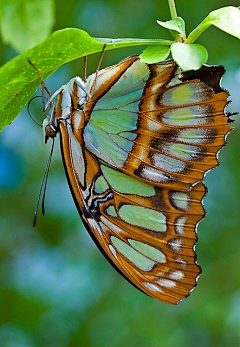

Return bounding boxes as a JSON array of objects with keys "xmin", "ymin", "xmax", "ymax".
[
  {"xmin": 43, "ymin": 98, "xmax": 60, "ymax": 144},
  {"xmin": 43, "ymin": 117, "xmax": 58, "ymax": 144},
  {"xmin": 42, "ymin": 77, "xmax": 90, "ymax": 144}
]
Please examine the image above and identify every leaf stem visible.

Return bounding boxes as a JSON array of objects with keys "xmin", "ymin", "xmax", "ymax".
[{"xmin": 168, "ymin": 0, "xmax": 178, "ymax": 19}]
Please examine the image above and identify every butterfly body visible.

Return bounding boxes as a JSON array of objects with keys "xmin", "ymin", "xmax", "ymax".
[{"xmin": 43, "ymin": 55, "xmax": 231, "ymax": 304}]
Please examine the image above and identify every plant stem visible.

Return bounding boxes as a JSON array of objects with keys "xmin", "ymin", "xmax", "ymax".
[{"xmin": 168, "ymin": 0, "xmax": 178, "ymax": 19}]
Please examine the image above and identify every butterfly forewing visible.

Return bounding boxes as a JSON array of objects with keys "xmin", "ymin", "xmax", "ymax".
[{"xmin": 44, "ymin": 56, "xmax": 232, "ymax": 304}]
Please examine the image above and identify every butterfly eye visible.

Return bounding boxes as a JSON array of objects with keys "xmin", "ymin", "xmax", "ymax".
[{"xmin": 44, "ymin": 124, "xmax": 57, "ymax": 143}]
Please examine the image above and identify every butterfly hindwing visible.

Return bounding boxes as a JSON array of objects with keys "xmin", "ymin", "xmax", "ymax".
[{"xmin": 60, "ymin": 125, "xmax": 204, "ymax": 303}]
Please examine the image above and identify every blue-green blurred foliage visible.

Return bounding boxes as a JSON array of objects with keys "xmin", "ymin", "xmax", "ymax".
[{"xmin": 0, "ymin": 1, "xmax": 240, "ymax": 346}]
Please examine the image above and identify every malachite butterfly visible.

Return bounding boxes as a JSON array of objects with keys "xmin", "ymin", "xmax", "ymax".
[{"xmin": 42, "ymin": 54, "xmax": 232, "ymax": 304}]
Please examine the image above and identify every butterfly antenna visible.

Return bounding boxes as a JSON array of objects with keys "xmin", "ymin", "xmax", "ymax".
[
  {"xmin": 33, "ymin": 139, "xmax": 55, "ymax": 227},
  {"xmin": 28, "ymin": 59, "xmax": 52, "ymax": 111},
  {"xmin": 83, "ymin": 56, "xmax": 87, "ymax": 83},
  {"xmin": 27, "ymin": 96, "xmax": 43, "ymax": 127},
  {"xmin": 27, "ymin": 95, "xmax": 49, "ymax": 127},
  {"xmin": 41, "ymin": 139, "xmax": 55, "ymax": 216},
  {"xmin": 90, "ymin": 44, "xmax": 106, "ymax": 96}
]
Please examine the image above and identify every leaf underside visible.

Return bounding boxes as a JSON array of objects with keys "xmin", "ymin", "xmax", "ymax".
[{"xmin": 0, "ymin": 28, "xmax": 172, "ymax": 131}]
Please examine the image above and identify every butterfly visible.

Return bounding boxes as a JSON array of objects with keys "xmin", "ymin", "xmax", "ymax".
[{"xmin": 42, "ymin": 54, "xmax": 231, "ymax": 304}]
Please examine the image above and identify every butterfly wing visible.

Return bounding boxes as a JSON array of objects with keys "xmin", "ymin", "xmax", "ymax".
[
  {"xmin": 83, "ymin": 56, "xmax": 231, "ymax": 191},
  {"xmin": 55, "ymin": 56, "xmax": 231, "ymax": 304}
]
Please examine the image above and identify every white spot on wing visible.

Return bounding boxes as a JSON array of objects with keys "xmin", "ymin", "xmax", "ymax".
[
  {"xmin": 169, "ymin": 270, "xmax": 185, "ymax": 281},
  {"xmin": 141, "ymin": 165, "xmax": 172, "ymax": 183},
  {"xmin": 175, "ymin": 257, "xmax": 187, "ymax": 267},
  {"xmin": 143, "ymin": 282, "xmax": 163, "ymax": 293},
  {"xmin": 168, "ymin": 238, "xmax": 183, "ymax": 252},
  {"xmin": 147, "ymin": 99, "xmax": 157, "ymax": 112},
  {"xmin": 157, "ymin": 278, "xmax": 176, "ymax": 288},
  {"xmin": 109, "ymin": 245, "xmax": 117, "ymax": 258},
  {"xmin": 171, "ymin": 192, "xmax": 189, "ymax": 210},
  {"xmin": 147, "ymin": 119, "xmax": 162, "ymax": 132},
  {"xmin": 175, "ymin": 216, "xmax": 187, "ymax": 235},
  {"xmin": 100, "ymin": 216, "xmax": 123, "ymax": 234},
  {"xmin": 89, "ymin": 218, "xmax": 102, "ymax": 235}
]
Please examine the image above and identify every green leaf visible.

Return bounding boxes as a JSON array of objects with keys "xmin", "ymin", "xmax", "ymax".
[
  {"xmin": 157, "ymin": 17, "xmax": 186, "ymax": 39},
  {"xmin": 0, "ymin": 0, "xmax": 55, "ymax": 52},
  {"xmin": 187, "ymin": 6, "xmax": 240, "ymax": 43},
  {"xmin": 0, "ymin": 28, "xmax": 173, "ymax": 132},
  {"xmin": 139, "ymin": 46, "xmax": 170, "ymax": 64},
  {"xmin": 171, "ymin": 42, "xmax": 208, "ymax": 71}
]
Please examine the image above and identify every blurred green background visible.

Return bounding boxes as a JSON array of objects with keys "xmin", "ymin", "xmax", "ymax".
[{"xmin": 0, "ymin": 0, "xmax": 240, "ymax": 346}]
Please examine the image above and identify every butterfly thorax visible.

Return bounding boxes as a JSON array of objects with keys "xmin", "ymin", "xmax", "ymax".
[{"xmin": 43, "ymin": 76, "xmax": 90, "ymax": 144}]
